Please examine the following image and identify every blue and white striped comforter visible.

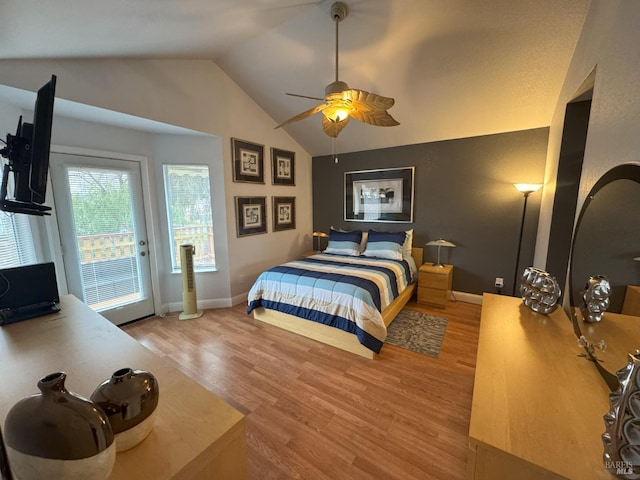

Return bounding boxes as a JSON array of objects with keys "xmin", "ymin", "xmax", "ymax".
[{"xmin": 247, "ymin": 253, "xmax": 415, "ymax": 353}]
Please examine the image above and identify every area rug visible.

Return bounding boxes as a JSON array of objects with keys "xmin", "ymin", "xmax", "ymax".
[{"xmin": 385, "ymin": 309, "xmax": 448, "ymax": 358}]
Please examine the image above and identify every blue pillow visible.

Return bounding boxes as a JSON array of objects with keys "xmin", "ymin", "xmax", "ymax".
[
  {"xmin": 324, "ymin": 229, "xmax": 362, "ymax": 256},
  {"xmin": 362, "ymin": 230, "xmax": 406, "ymax": 260}
]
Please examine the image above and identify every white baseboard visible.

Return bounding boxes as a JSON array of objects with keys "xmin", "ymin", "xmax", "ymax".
[
  {"xmin": 162, "ymin": 297, "xmax": 233, "ymax": 315},
  {"xmin": 451, "ymin": 291, "xmax": 483, "ymax": 305},
  {"xmin": 159, "ymin": 290, "xmax": 482, "ymax": 316},
  {"xmin": 231, "ymin": 292, "xmax": 250, "ymax": 306},
  {"xmin": 160, "ymin": 292, "xmax": 250, "ymax": 315}
]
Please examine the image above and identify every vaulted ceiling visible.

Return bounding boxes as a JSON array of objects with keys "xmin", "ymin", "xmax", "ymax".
[{"xmin": 0, "ymin": 0, "xmax": 590, "ymax": 156}]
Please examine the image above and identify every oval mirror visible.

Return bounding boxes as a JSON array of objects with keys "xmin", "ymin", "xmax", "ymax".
[{"xmin": 569, "ymin": 163, "xmax": 640, "ymax": 390}]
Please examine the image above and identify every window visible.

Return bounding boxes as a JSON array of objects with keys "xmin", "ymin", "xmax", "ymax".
[
  {"xmin": 66, "ymin": 165, "xmax": 143, "ymax": 309},
  {"xmin": 0, "ymin": 213, "xmax": 37, "ymax": 268},
  {"xmin": 163, "ymin": 165, "xmax": 215, "ymax": 272}
]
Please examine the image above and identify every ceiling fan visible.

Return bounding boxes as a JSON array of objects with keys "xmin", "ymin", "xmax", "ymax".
[{"xmin": 275, "ymin": 1, "xmax": 399, "ymax": 138}]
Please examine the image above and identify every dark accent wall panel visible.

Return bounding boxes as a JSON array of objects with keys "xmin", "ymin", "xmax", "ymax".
[
  {"xmin": 546, "ymin": 99, "xmax": 591, "ymax": 291},
  {"xmin": 312, "ymin": 128, "xmax": 549, "ymax": 296}
]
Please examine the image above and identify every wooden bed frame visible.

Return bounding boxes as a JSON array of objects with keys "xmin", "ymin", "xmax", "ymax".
[{"xmin": 252, "ymin": 247, "xmax": 423, "ymax": 359}]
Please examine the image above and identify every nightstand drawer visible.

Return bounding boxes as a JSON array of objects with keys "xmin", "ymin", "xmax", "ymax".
[
  {"xmin": 417, "ymin": 286, "xmax": 448, "ymax": 306},
  {"xmin": 419, "ymin": 272, "xmax": 450, "ymax": 290}
]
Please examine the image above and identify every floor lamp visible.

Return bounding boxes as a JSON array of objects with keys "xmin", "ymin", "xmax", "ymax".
[{"xmin": 513, "ymin": 183, "xmax": 542, "ymax": 296}]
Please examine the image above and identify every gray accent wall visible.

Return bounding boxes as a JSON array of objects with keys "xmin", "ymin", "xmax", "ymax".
[
  {"xmin": 312, "ymin": 128, "xmax": 549, "ymax": 296},
  {"xmin": 545, "ymin": 99, "xmax": 591, "ymax": 295}
]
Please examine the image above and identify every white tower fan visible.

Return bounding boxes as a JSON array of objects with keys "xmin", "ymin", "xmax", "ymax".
[{"xmin": 179, "ymin": 244, "xmax": 203, "ymax": 320}]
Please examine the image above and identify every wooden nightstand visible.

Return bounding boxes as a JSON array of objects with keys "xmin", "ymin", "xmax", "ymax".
[
  {"xmin": 418, "ymin": 263, "xmax": 453, "ymax": 308},
  {"xmin": 622, "ymin": 285, "xmax": 640, "ymax": 316}
]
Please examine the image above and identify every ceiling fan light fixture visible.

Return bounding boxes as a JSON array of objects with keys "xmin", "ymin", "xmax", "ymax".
[
  {"xmin": 323, "ymin": 89, "xmax": 352, "ymax": 122},
  {"xmin": 275, "ymin": 1, "xmax": 399, "ymax": 137},
  {"xmin": 323, "ymin": 106, "xmax": 350, "ymax": 123}
]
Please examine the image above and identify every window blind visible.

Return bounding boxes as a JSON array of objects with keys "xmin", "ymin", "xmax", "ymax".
[
  {"xmin": 0, "ymin": 212, "xmax": 37, "ymax": 268},
  {"xmin": 67, "ymin": 166, "xmax": 142, "ymax": 310}
]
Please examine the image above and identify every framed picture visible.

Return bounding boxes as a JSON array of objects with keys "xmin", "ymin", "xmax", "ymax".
[
  {"xmin": 231, "ymin": 138, "xmax": 264, "ymax": 183},
  {"xmin": 344, "ymin": 167, "xmax": 415, "ymax": 222},
  {"xmin": 235, "ymin": 196, "xmax": 267, "ymax": 237},
  {"xmin": 272, "ymin": 196, "xmax": 296, "ymax": 232},
  {"xmin": 271, "ymin": 148, "xmax": 295, "ymax": 185}
]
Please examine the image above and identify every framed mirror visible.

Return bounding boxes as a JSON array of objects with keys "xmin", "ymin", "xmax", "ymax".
[{"xmin": 568, "ymin": 163, "xmax": 640, "ymax": 390}]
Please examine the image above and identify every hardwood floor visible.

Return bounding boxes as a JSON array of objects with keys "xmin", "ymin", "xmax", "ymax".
[{"xmin": 122, "ymin": 297, "xmax": 481, "ymax": 480}]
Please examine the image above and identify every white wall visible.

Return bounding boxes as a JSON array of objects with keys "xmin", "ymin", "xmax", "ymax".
[
  {"xmin": 0, "ymin": 100, "xmax": 21, "ymax": 131},
  {"xmin": 151, "ymin": 133, "xmax": 233, "ymax": 309},
  {"xmin": 535, "ymin": 0, "xmax": 640, "ymax": 266},
  {"xmin": 30, "ymin": 113, "xmax": 232, "ymax": 311},
  {"xmin": 51, "ymin": 114, "xmax": 155, "ymax": 156},
  {"xmin": 0, "ymin": 58, "xmax": 312, "ymax": 308}
]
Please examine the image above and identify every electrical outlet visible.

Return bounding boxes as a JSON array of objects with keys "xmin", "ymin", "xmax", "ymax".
[{"xmin": 495, "ymin": 277, "xmax": 504, "ymax": 288}]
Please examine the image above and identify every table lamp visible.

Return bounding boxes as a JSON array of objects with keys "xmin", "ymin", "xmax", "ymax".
[
  {"xmin": 312, "ymin": 231, "xmax": 328, "ymax": 251},
  {"xmin": 426, "ymin": 239, "xmax": 456, "ymax": 267}
]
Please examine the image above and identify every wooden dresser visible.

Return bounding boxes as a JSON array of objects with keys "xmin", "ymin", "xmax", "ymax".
[
  {"xmin": 0, "ymin": 295, "xmax": 247, "ymax": 479},
  {"xmin": 468, "ymin": 294, "xmax": 614, "ymax": 479}
]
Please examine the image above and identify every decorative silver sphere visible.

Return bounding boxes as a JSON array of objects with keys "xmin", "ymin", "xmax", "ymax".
[{"xmin": 519, "ymin": 267, "xmax": 561, "ymax": 315}]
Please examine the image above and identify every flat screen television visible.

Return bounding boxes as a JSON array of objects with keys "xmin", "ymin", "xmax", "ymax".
[{"xmin": 0, "ymin": 75, "xmax": 57, "ymax": 216}]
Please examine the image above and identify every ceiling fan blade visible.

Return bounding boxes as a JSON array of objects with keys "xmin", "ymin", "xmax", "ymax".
[
  {"xmin": 286, "ymin": 92, "xmax": 325, "ymax": 101},
  {"xmin": 342, "ymin": 88, "xmax": 399, "ymax": 126},
  {"xmin": 322, "ymin": 115, "xmax": 349, "ymax": 138},
  {"xmin": 275, "ymin": 103, "xmax": 327, "ymax": 129},
  {"xmin": 345, "ymin": 89, "xmax": 396, "ymax": 111},
  {"xmin": 348, "ymin": 109, "xmax": 400, "ymax": 127}
]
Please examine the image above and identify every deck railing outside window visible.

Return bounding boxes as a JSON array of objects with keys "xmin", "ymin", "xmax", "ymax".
[
  {"xmin": 76, "ymin": 226, "xmax": 215, "ymax": 309},
  {"xmin": 77, "ymin": 227, "xmax": 215, "ymax": 267}
]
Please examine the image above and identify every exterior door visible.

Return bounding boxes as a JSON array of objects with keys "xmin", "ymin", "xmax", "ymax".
[{"xmin": 50, "ymin": 152, "xmax": 154, "ymax": 325}]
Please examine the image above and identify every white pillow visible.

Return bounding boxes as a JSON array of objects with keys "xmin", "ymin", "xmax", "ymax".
[
  {"xmin": 402, "ymin": 229, "xmax": 414, "ymax": 259},
  {"xmin": 360, "ymin": 231, "xmax": 368, "ymax": 253}
]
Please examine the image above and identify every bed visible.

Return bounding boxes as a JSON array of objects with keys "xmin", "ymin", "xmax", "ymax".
[{"xmin": 247, "ymin": 229, "xmax": 422, "ymax": 358}]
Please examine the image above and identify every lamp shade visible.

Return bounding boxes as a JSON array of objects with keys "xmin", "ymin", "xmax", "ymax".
[
  {"xmin": 426, "ymin": 239, "xmax": 456, "ymax": 248},
  {"xmin": 312, "ymin": 231, "xmax": 329, "ymax": 238},
  {"xmin": 514, "ymin": 183, "xmax": 543, "ymax": 194}
]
